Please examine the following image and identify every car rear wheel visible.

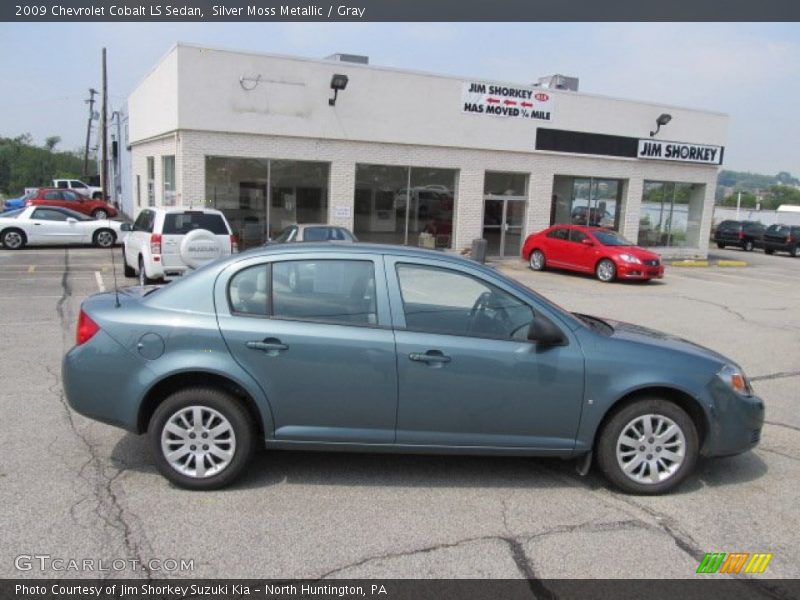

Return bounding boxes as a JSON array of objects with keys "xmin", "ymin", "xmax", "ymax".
[
  {"xmin": 149, "ymin": 387, "xmax": 255, "ymax": 490},
  {"xmin": 764, "ymin": 248, "xmax": 775, "ymax": 255},
  {"xmin": 122, "ymin": 249, "xmax": 135, "ymax": 277},
  {"xmin": 529, "ymin": 249, "xmax": 546, "ymax": 271},
  {"xmin": 716, "ymin": 242, "xmax": 725, "ymax": 249},
  {"xmin": 92, "ymin": 209, "xmax": 109, "ymax": 220},
  {"xmin": 791, "ymin": 245, "xmax": 800, "ymax": 258},
  {"xmin": 743, "ymin": 239, "xmax": 754, "ymax": 252},
  {"xmin": 138, "ymin": 256, "xmax": 155, "ymax": 286},
  {"xmin": 596, "ymin": 259, "xmax": 616, "ymax": 282},
  {"xmin": 93, "ymin": 229, "xmax": 116, "ymax": 248},
  {"xmin": 1, "ymin": 228, "xmax": 26, "ymax": 250},
  {"xmin": 597, "ymin": 398, "xmax": 698, "ymax": 495}
]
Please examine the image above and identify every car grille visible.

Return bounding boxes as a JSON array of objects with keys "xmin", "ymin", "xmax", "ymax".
[{"xmin": 644, "ymin": 259, "xmax": 660, "ymax": 266}]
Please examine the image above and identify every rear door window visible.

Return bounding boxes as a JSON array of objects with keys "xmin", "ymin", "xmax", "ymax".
[
  {"xmin": 547, "ymin": 228, "xmax": 569, "ymax": 240},
  {"xmin": 569, "ymin": 230, "xmax": 588, "ymax": 243},
  {"xmin": 163, "ymin": 212, "xmax": 229, "ymax": 235}
]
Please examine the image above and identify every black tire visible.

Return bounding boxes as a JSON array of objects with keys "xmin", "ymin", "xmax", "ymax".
[
  {"xmin": 93, "ymin": 228, "xmax": 116, "ymax": 248},
  {"xmin": 743, "ymin": 239, "xmax": 754, "ymax": 252},
  {"xmin": 1, "ymin": 228, "xmax": 26, "ymax": 250},
  {"xmin": 529, "ymin": 249, "xmax": 546, "ymax": 271},
  {"xmin": 716, "ymin": 242, "xmax": 725, "ymax": 249},
  {"xmin": 791, "ymin": 245, "xmax": 800, "ymax": 258},
  {"xmin": 92, "ymin": 208, "xmax": 109, "ymax": 220},
  {"xmin": 138, "ymin": 256, "xmax": 155, "ymax": 285},
  {"xmin": 122, "ymin": 248, "xmax": 135, "ymax": 277},
  {"xmin": 596, "ymin": 398, "xmax": 699, "ymax": 495},
  {"xmin": 764, "ymin": 248, "xmax": 774, "ymax": 255},
  {"xmin": 595, "ymin": 258, "xmax": 616, "ymax": 283},
  {"xmin": 149, "ymin": 387, "xmax": 255, "ymax": 490}
]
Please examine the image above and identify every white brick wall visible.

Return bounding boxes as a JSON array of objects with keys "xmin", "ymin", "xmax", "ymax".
[{"xmin": 131, "ymin": 130, "xmax": 719, "ymax": 258}]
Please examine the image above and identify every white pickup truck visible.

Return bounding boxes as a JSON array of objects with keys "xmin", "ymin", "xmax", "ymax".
[{"xmin": 52, "ymin": 179, "xmax": 104, "ymax": 199}]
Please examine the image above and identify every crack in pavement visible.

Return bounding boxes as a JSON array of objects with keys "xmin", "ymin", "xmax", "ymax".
[
  {"xmin": 751, "ymin": 371, "xmax": 800, "ymax": 382},
  {"xmin": 764, "ymin": 420, "xmax": 800, "ymax": 433},
  {"xmin": 51, "ymin": 248, "xmax": 153, "ymax": 580},
  {"xmin": 758, "ymin": 447, "xmax": 800, "ymax": 463}
]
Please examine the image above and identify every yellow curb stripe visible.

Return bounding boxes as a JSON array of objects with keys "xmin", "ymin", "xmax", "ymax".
[
  {"xmin": 670, "ymin": 260, "xmax": 709, "ymax": 267},
  {"xmin": 716, "ymin": 260, "xmax": 747, "ymax": 267}
]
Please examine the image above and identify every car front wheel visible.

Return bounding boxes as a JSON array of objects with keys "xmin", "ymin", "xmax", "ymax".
[
  {"xmin": 743, "ymin": 239, "xmax": 754, "ymax": 252},
  {"xmin": 596, "ymin": 259, "xmax": 616, "ymax": 282},
  {"xmin": 529, "ymin": 249, "xmax": 546, "ymax": 271},
  {"xmin": 93, "ymin": 229, "xmax": 116, "ymax": 248},
  {"xmin": 791, "ymin": 245, "xmax": 800, "ymax": 258},
  {"xmin": 1, "ymin": 228, "xmax": 26, "ymax": 250},
  {"xmin": 716, "ymin": 242, "xmax": 725, "ymax": 249},
  {"xmin": 596, "ymin": 398, "xmax": 698, "ymax": 494},
  {"xmin": 149, "ymin": 387, "xmax": 255, "ymax": 490}
]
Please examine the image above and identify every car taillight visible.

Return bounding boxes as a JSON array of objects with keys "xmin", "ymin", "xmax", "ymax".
[
  {"xmin": 738, "ymin": 231, "xmax": 744, "ymax": 239},
  {"xmin": 787, "ymin": 234, "xmax": 793, "ymax": 243},
  {"xmin": 150, "ymin": 233, "xmax": 162, "ymax": 255},
  {"xmin": 76, "ymin": 309, "xmax": 100, "ymax": 346},
  {"xmin": 25, "ymin": 200, "xmax": 32, "ymax": 206},
  {"xmin": 230, "ymin": 234, "xmax": 239, "ymax": 254}
]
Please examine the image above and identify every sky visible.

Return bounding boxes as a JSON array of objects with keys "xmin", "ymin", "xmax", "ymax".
[{"xmin": 0, "ymin": 22, "xmax": 798, "ymax": 175}]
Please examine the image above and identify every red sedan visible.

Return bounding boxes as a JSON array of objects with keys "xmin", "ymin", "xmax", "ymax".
[
  {"xmin": 522, "ymin": 225, "xmax": 665, "ymax": 282},
  {"xmin": 25, "ymin": 188, "xmax": 118, "ymax": 220}
]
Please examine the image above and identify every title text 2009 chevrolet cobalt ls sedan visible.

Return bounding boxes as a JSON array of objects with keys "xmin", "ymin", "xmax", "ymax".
[{"xmin": 63, "ymin": 244, "xmax": 763, "ymax": 494}]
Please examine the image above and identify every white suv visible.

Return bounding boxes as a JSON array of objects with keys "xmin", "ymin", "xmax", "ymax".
[{"xmin": 121, "ymin": 207, "xmax": 238, "ymax": 285}]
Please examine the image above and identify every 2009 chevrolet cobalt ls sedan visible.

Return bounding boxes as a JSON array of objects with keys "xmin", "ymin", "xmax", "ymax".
[{"xmin": 63, "ymin": 244, "xmax": 763, "ymax": 494}]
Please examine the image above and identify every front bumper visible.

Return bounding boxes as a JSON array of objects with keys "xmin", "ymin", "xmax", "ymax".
[
  {"xmin": 617, "ymin": 262, "xmax": 665, "ymax": 280},
  {"xmin": 702, "ymin": 378, "xmax": 765, "ymax": 457}
]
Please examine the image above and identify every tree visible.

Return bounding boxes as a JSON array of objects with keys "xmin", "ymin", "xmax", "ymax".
[
  {"xmin": 720, "ymin": 191, "xmax": 758, "ymax": 209},
  {"xmin": 44, "ymin": 136, "xmax": 61, "ymax": 151},
  {"xmin": 0, "ymin": 135, "xmax": 90, "ymax": 196}
]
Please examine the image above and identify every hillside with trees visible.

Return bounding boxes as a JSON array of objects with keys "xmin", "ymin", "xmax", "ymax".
[
  {"xmin": 716, "ymin": 170, "xmax": 800, "ymax": 210},
  {"xmin": 0, "ymin": 134, "xmax": 94, "ymax": 197}
]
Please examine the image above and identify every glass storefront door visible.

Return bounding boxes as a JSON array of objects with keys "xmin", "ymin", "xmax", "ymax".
[{"xmin": 483, "ymin": 197, "xmax": 526, "ymax": 258}]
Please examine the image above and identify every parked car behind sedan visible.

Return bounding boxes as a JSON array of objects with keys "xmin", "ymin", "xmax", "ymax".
[
  {"xmin": 0, "ymin": 206, "xmax": 123, "ymax": 249},
  {"xmin": 272, "ymin": 223, "xmax": 357, "ymax": 243},
  {"xmin": 63, "ymin": 243, "xmax": 762, "ymax": 494},
  {"xmin": 713, "ymin": 220, "xmax": 765, "ymax": 251},
  {"xmin": 522, "ymin": 225, "xmax": 664, "ymax": 282},
  {"xmin": 761, "ymin": 224, "xmax": 800, "ymax": 257},
  {"xmin": 25, "ymin": 188, "xmax": 118, "ymax": 219},
  {"xmin": 3, "ymin": 191, "xmax": 32, "ymax": 212}
]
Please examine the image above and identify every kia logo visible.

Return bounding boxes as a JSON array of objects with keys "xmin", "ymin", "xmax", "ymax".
[{"xmin": 535, "ymin": 92, "xmax": 549, "ymax": 102}]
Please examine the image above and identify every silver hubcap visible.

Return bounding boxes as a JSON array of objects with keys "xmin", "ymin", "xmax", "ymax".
[
  {"xmin": 597, "ymin": 261, "xmax": 615, "ymax": 281},
  {"xmin": 531, "ymin": 251, "xmax": 544, "ymax": 270},
  {"xmin": 4, "ymin": 232, "xmax": 22, "ymax": 248},
  {"xmin": 95, "ymin": 211, "xmax": 107, "ymax": 219},
  {"xmin": 616, "ymin": 414, "xmax": 686, "ymax": 484},
  {"xmin": 161, "ymin": 406, "xmax": 236, "ymax": 479},
  {"xmin": 97, "ymin": 231, "xmax": 113, "ymax": 247}
]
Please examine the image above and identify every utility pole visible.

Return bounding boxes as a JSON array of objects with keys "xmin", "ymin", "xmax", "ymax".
[
  {"xmin": 100, "ymin": 47, "xmax": 109, "ymax": 202},
  {"xmin": 83, "ymin": 88, "xmax": 98, "ymax": 177}
]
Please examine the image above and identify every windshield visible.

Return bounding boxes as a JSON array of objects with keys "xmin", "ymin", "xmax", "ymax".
[{"xmin": 593, "ymin": 230, "xmax": 634, "ymax": 246}]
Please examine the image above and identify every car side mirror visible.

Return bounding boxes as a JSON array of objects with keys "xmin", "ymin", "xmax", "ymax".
[
  {"xmin": 527, "ymin": 315, "xmax": 567, "ymax": 347},
  {"xmin": 120, "ymin": 223, "xmax": 132, "ymax": 232},
  {"xmin": 581, "ymin": 238, "xmax": 594, "ymax": 246}
]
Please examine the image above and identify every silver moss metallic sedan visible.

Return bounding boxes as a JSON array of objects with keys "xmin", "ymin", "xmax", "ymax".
[{"xmin": 63, "ymin": 244, "xmax": 764, "ymax": 493}]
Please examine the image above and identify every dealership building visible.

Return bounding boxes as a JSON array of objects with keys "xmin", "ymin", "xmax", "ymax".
[{"xmin": 126, "ymin": 43, "xmax": 728, "ymax": 258}]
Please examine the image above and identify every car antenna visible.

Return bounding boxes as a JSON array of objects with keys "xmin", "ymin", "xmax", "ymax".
[{"xmin": 109, "ymin": 218, "xmax": 121, "ymax": 308}]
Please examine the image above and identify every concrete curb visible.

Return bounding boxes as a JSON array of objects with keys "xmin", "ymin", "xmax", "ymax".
[{"xmin": 669, "ymin": 259, "xmax": 748, "ymax": 268}]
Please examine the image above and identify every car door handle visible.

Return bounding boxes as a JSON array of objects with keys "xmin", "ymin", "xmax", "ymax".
[
  {"xmin": 246, "ymin": 338, "xmax": 289, "ymax": 353},
  {"xmin": 409, "ymin": 351, "xmax": 451, "ymax": 364}
]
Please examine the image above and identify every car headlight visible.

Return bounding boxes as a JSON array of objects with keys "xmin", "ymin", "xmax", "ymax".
[
  {"xmin": 718, "ymin": 364, "xmax": 753, "ymax": 397},
  {"xmin": 618, "ymin": 253, "xmax": 642, "ymax": 264}
]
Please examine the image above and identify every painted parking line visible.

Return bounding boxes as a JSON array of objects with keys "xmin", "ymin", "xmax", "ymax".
[
  {"xmin": 95, "ymin": 271, "xmax": 105, "ymax": 292},
  {"xmin": 27, "ymin": 265, "xmax": 35, "ymax": 273}
]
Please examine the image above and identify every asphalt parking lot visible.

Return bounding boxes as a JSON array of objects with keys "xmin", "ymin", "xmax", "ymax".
[{"xmin": 0, "ymin": 245, "xmax": 798, "ymax": 587}]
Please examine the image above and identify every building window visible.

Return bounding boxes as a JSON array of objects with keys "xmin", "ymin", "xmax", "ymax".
[
  {"xmin": 551, "ymin": 176, "xmax": 624, "ymax": 231},
  {"xmin": 354, "ymin": 165, "xmax": 457, "ymax": 248},
  {"xmin": 162, "ymin": 155, "xmax": 176, "ymax": 206},
  {"xmin": 146, "ymin": 157, "xmax": 155, "ymax": 207},
  {"xmin": 205, "ymin": 157, "xmax": 329, "ymax": 248},
  {"xmin": 639, "ymin": 182, "xmax": 705, "ymax": 248}
]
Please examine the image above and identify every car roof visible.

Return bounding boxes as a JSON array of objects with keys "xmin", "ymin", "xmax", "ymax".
[{"xmin": 237, "ymin": 241, "xmax": 475, "ymax": 265}]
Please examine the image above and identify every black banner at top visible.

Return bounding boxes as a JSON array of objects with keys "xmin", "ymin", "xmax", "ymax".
[{"xmin": 2, "ymin": 0, "xmax": 800, "ymax": 22}]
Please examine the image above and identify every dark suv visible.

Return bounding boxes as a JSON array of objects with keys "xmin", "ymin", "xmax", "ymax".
[
  {"xmin": 762, "ymin": 224, "xmax": 800, "ymax": 257},
  {"xmin": 714, "ymin": 220, "xmax": 765, "ymax": 252}
]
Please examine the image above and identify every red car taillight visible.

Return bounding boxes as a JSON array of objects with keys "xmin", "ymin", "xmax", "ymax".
[
  {"xmin": 150, "ymin": 233, "xmax": 162, "ymax": 255},
  {"xmin": 738, "ymin": 231, "xmax": 744, "ymax": 239},
  {"xmin": 230, "ymin": 234, "xmax": 239, "ymax": 254},
  {"xmin": 76, "ymin": 309, "xmax": 100, "ymax": 346}
]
